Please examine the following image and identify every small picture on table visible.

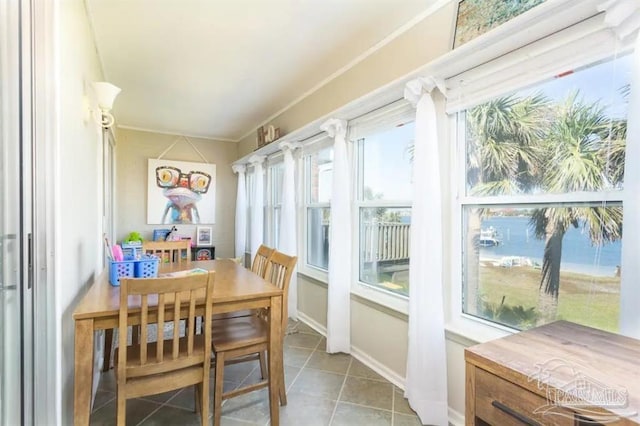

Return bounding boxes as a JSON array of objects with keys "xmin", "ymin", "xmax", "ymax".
[
  {"xmin": 194, "ymin": 247, "xmax": 214, "ymax": 261},
  {"xmin": 196, "ymin": 226, "xmax": 212, "ymax": 246}
]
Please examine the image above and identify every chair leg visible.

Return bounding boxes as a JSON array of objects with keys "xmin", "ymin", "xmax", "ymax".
[
  {"xmin": 213, "ymin": 352, "xmax": 225, "ymax": 426},
  {"xmin": 200, "ymin": 380, "xmax": 209, "ymax": 426},
  {"xmin": 279, "ymin": 356, "xmax": 287, "ymax": 406},
  {"xmin": 258, "ymin": 351, "xmax": 267, "ymax": 380},
  {"xmin": 103, "ymin": 329, "xmax": 113, "ymax": 372},
  {"xmin": 116, "ymin": 391, "xmax": 126, "ymax": 426}
]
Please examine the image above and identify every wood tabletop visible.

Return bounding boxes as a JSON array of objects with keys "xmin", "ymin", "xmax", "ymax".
[
  {"xmin": 73, "ymin": 259, "xmax": 282, "ymax": 321},
  {"xmin": 465, "ymin": 320, "xmax": 640, "ymax": 422}
]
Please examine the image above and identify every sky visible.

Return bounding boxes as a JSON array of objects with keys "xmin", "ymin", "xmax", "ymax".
[
  {"xmin": 518, "ymin": 53, "xmax": 633, "ymax": 118},
  {"xmin": 361, "ymin": 122, "xmax": 414, "ymax": 201},
  {"xmin": 327, "ymin": 53, "xmax": 632, "ymax": 203}
]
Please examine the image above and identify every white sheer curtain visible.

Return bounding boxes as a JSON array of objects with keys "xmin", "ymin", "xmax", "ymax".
[
  {"xmin": 403, "ymin": 77, "xmax": 448, "ymax": 425},
  {"xmin": 601, "ymin": 0, "xmax": 640, "ymax": 338},
  {"xmin": 278, "ymin": 141, "xmax": 301, "ymax": 320},
  {"xmin": 232, "ymin": 164, "xmax": 247, "ymax": 259},
  {"xmin": 320, "ymin": 118, "xmax": 351, "ymax": 354},
  {"xmin": 249, "ymin": 155, "xmax": 265, "ymax": 262}
]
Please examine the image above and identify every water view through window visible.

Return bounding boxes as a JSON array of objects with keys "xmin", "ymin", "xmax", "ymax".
[
  {"xmin": 462, "ymin": 54, "xmax": 630, "ymax": 332},
  {"xmin": 464, "ymin": 206, "xmax": 622, "ymax": 332}
]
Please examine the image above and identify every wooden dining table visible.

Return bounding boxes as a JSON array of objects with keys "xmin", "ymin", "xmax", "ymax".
[{"xmin": 73, "ymin": 259, "xmax": 284, "ymax": 426}]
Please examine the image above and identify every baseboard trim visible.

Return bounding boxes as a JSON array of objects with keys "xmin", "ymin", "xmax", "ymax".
[
  {"xmin": 448, "ymin": 407, "xmax": 465, "ymax": 426},
  {"xmin": 296, "ymin": 312, "xmax": 326, "ymax": 336},
  {"xmin": 349, "ymin": 346, "xmax": 406, "ymax": 389}
]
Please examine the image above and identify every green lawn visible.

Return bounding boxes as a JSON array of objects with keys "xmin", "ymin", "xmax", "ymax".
[{"xmin": 477, "ymin": 264, "xmax": 620, "ymax": 332}]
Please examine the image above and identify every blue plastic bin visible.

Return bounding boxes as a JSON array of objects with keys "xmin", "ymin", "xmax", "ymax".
[
  {"xmin": 109, "ymin": 260, "xmax": 135, "ymax": 286},
  {"xmin": 134, "ymin": 255, "xmax": 160, "ymax": 278},
  {"xmin": 121, "ymin": 242, "xmax": 143, "ymax": 260}
]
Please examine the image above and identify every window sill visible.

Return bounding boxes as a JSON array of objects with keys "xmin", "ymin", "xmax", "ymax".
[
  {"xmin": 298, "ymin": 265, "xmax": 329, "ymax": 284},
  {"xmin": 297, "ymin": 268, "xmax": 409, "ymax": 316},
  {"xmin": 351, "ymin": 282, "xmax": 409, "ymax": 316},
  {"xmin": 445, "ymin": 314, "xmax": 515, "ymax": 346}
]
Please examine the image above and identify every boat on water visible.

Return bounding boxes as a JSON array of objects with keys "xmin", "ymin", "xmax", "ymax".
[{"xmin": 479, "ymin": 227, "xmax": 501, "ymax": 247}]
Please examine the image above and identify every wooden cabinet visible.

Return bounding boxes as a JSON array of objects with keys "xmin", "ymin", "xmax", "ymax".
[{"xmin": 465, "ymin": 321, "xmax": 640, "ymax": 425}]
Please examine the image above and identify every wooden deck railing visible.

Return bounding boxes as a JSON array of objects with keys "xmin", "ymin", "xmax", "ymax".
[{"xmin": 362, "ymin": 221, "xmax": 410, "ymax": 263}]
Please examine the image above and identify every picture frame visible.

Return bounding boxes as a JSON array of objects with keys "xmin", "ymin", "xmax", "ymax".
[
  {"xmin": 453, "ymin": 0, "xmax": 546, "ymax": 49},
  {"xmin": 192, "ymin": 246, "xmax": 216, "ymax": 261},
  {"xmin": 196, "ymin": 226, "xmax": 212, "ymax": 246},
  {"xmin": 147, "ymin": 158, "xmax": 216, "ymax": 225},
  {"xmin": 257, "ymin": 125, "xmax": 265, "ymax": 148}
]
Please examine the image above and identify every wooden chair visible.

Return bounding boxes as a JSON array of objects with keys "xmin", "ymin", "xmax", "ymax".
[
  {"xmin": 103, "ymin": 240, "xmax": 192, "ymax": 372},
  {"xmin": 212, "ymin": 244, "xmax": 275, "ymax": 322},
  {"xmin": 142, "ymin": 240, "xmax": 191, "ymax": 264},
  {"xmin": 251, "ymin": 244, "xmax": 275, "ymax": 277},
  {"xmin": 211, "ymin": 251, "xmax": 297, "ymax": 426},
  {"xmin": 115, "ymin": 272, "xmax": 215, "ymax": 426}
]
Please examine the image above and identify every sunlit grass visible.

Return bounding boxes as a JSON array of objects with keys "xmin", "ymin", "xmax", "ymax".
[{"xmin": 478, "ymin": 264, "xmax": 619, "ymax": 332}]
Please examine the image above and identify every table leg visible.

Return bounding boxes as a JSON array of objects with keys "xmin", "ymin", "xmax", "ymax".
[
  {"xmin": 74, "ymin": 319, "xmax": 95, "ymax": 426},
  {"xmin": 268, "ymin": 295, "xmax": 282, "ymax": 426},
  {"xmin": 102, "ymin": 328, "xmax": 113, "ymax": 372}
]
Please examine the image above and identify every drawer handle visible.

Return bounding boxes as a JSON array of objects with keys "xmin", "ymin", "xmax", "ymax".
[{"xmin": 491, "ymin": 400, "xmax": 541, "ymax": 426}]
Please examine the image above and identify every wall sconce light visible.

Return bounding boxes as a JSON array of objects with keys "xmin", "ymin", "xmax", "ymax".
[{"xmin": 92, "ymin": 82, "xmax": 121, "ymax": 128}]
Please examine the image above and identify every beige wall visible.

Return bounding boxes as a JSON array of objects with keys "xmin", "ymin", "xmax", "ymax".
[
  {"xmin": 351, "ymin": 297, "xmax": 409, "ymax": 380},
  {"xmin": 237, "ymin": 2, "xmax": 457, "ymax": 157},
  {"xmin": 297, "ymin": 275, "xmax": 328, "ymax": 327},
  {"xmin": 115, "ymin": 128, "xmax": 238, "ymax": 258},
  {"xmin": 56, "ymin": 0, "xmax": 106, "ymax": 422}
]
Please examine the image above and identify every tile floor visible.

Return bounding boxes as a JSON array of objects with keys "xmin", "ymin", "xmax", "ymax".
[{"xmin": 90, "ymin": 321, "xmax": 423, "ymax": 425}]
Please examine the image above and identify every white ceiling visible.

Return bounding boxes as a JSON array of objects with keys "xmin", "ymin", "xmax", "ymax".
[{"xmin": 86, "ymin": 0, "xmax": 436, "ymax": 141}]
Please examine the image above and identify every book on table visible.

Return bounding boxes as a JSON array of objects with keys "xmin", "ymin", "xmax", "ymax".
[{"xmin": 158, "ymin": 268, "xmax": 208, "ymax": 278}]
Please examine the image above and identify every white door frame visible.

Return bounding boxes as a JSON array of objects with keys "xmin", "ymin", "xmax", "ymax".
[{"xmin": 29, "ymin": 0, "xmax": 58, "ymax": 423}]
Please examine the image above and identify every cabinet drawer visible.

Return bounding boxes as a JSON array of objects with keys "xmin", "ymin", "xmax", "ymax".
[{"xmin": 475, "ymin": 368, "xmax": 574, "ymax": 426}]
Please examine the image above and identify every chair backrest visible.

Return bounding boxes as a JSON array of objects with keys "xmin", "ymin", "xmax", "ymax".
[
  {"xmin": 118, "ymin": 272, "xmax": 215, "ymax": 381},
  {"xmin": 251, "ymin": 244, "xmax": 275, "ymax": 278},
  {"xmin": 263, "ymin": 251, "xmax": 297, "ymax": 332},
  {"xmin": 143, "ymin": 240, "xmax": 191, "ymax": 264}
]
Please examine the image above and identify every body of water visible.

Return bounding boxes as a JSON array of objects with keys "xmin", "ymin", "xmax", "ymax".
[{"xmin": 479, "ymin": 216, "xmax": 622, "ymax": 277}]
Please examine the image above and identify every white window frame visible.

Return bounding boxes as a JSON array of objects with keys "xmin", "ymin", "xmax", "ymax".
[
  {"xmin": 299, "ymin": 135, "xmax": 333, "ymax": 282},
  {"xmin": 265, "ymin": 154, "xmax": 284, "ymax": 249},
  {"xmin": 441, "ymin": 2, "xmax": 638, "ymax": 343},
  {"xmin": 349, "ymin": 101, "xmax": 415, "ymax": 314},
  {"xmin": 244, "ymin": 167, "xmax": 255, "ymax": 264}
]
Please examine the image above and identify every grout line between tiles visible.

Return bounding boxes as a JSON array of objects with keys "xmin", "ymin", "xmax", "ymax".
[
  {"xmin": 284, "ymin": 345, "xmax": 316, "ymax": 393},
  {"xmin": 92, "ymin": 390, "xmax": 116, "ymax": 412},
  {"xmin": 334, "ymin": 399, "xmax": 395, "ymax": 414},
  {"xmin": 327, "ymin": 356, "xmax": 353, "ymax": 426},
  {"xmin": 134, "ymin": 400, "xmax": 165, "ymax": 426}
]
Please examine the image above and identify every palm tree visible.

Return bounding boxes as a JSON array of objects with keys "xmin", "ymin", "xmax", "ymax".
[
  {"xmin": 467, "ymin": 94, "xmax": 549, "ymax": 194},
  {"xmin": 531, "ymin": 91, "xmax": 624, "ymax": 324},
  {"xmin": 466, "ymin": 89, "xmax": 626, "ymax": 327},
  {"xmin": 465, "ymin": 94, "xmax": 549, "ymax": 314}
]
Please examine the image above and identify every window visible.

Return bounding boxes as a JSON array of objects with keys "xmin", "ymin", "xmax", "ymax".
[
  {"xmin": 352, "ymin": 104, "xmax": 414, "ymax": 296},
  {"xmin": 245, "ymin": 169, "xmax": 255, "ymax": 263},
  {"xmin": 460, "ymin": 54, "xmax": 631, "ymax": 332},
  {"xmin": 266, "ymin": 160, "xmax": 284, "ymax": 248},
  {"xmin": 304, "ymin": 144, "xmax": 332, "ymax": 271}
]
